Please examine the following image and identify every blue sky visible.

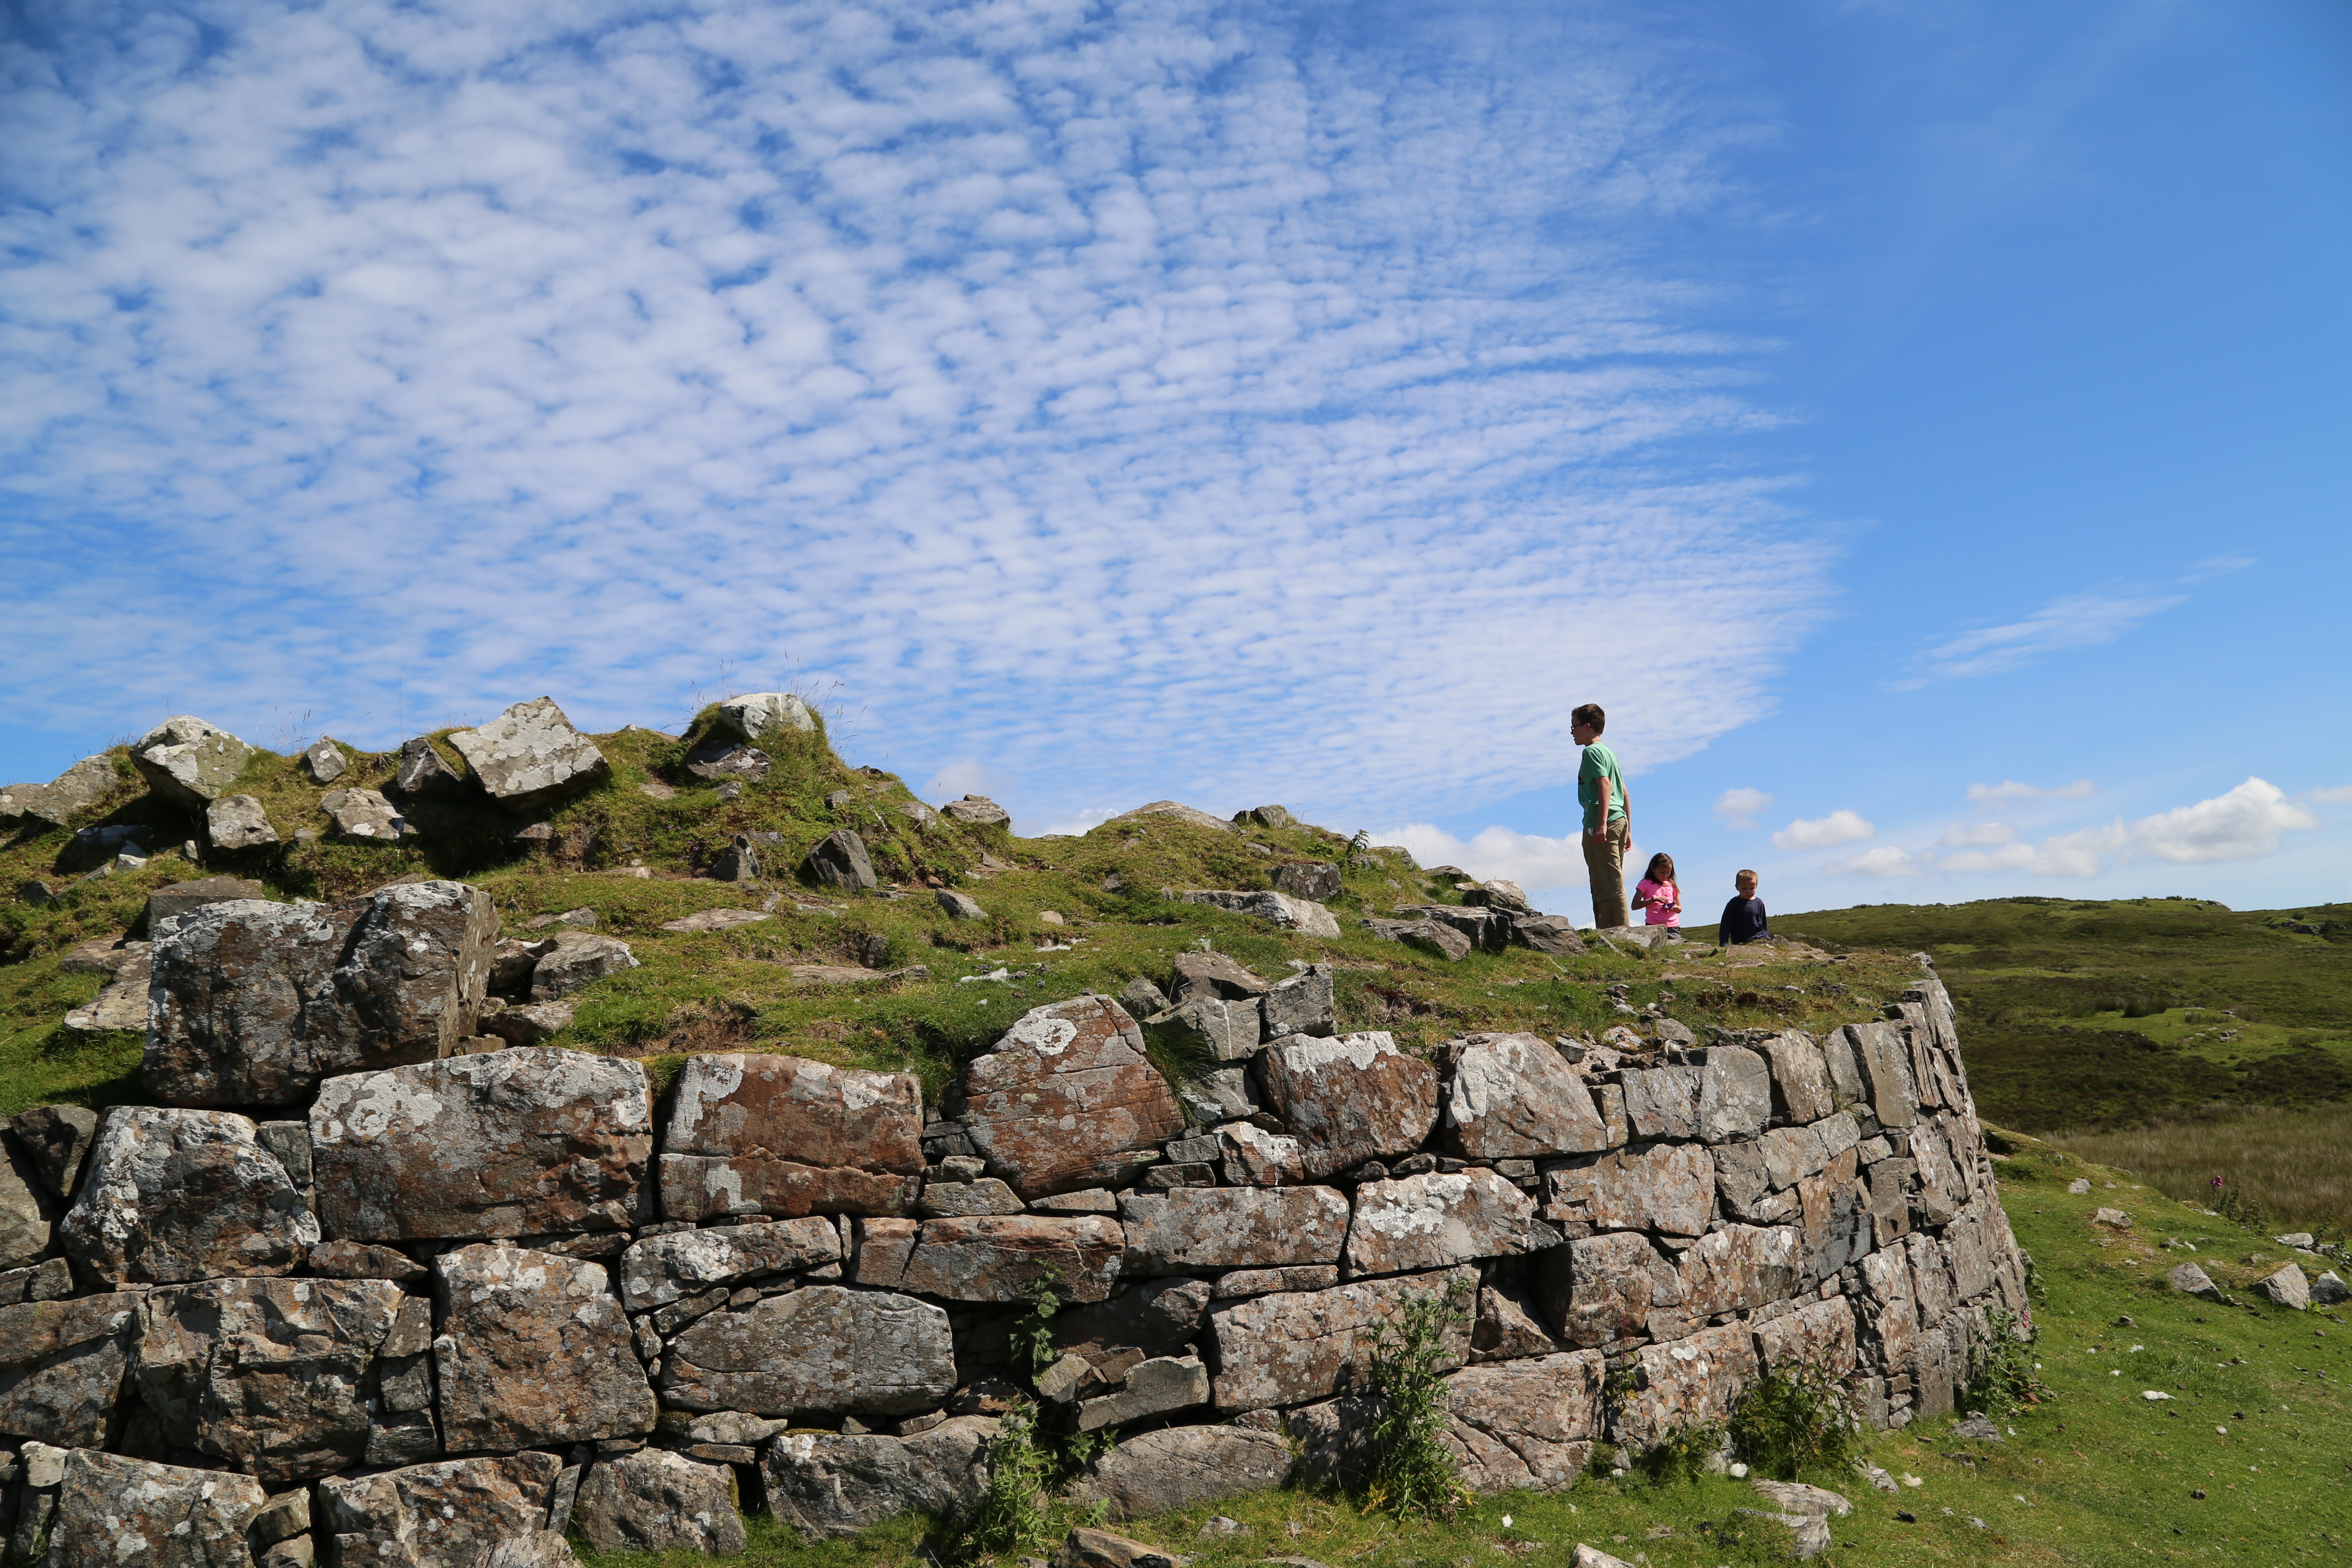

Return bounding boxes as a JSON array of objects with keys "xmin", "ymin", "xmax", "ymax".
[{"xmin": 3, "ymin": 0, "xmax": 2346, "ymax": 918}]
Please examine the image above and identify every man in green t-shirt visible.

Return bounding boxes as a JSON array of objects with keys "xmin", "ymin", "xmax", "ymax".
[{"xmin": 1572, "ymin": 702, "xmax": 1629, "ymax": 928}]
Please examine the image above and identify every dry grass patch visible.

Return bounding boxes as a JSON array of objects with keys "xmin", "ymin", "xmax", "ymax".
[{"xmin": 2050, "ymin": 1102, "xmax": 2352, "ymax": 1237}]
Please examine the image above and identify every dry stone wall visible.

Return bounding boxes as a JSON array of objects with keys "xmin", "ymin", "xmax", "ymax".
[{"xmin": 0, "ymin": 880, "xmax": 2029, "ymax": 1567}]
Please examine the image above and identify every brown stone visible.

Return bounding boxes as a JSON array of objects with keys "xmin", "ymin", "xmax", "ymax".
[
  {"xmin": 891, "ymin": 1215, "xmax": 1124, "ymax": 1303},
  {"xmin": 1675, "ymin": 1224, "xmax": 1801, "ymax": 1320},
  {"xmin": 1542, "ymin": 1141, "xmax": 1713, "ymax": 1237},
  {"xmin": 9, "ymin": 1105, "xmax": 99, "ymax": 1198},
  {"xmin": 1344, "ymin": 1170, "xmax": 1541, "ymax": 1276},
  {"xmin": 1535, "ymin": 1230, "xmax": 1682, "ymax": 1348},
  {"xmin": 660, "ymin": 1286, "xmax": 956, "ymax": 1416},
  {"xmin": 1757, "ymin": 1032, "xmax": 1835, "ymax": 1124},
  {"xmin": 1252, "ymin": 1032, "xmax": 1439, "ymax": 1181},
  {"xmin": 1118, "ymin": 1187, "xmax": 1349, "ymax": 1274},
  {"xmin": 47, "ymin": 1448, "xmax": 265, "ymax": 1568},
  {"xmin": 1207, "ymin": 1265, "xmax": 1475, "ymax": 1411},
  {"xmin": 1441, "ymin": 1350, "xmax": 1604, "ymax": 1492},
  {"xmin": 569, "ymin": 1448, "xmax": 746, "ymax": 1556},
  {"xmin": 316, "ymin": 1452, "xmax": 561, "ymax": 1568},
  {"xmin": 1218, "ymin": 1121, "xmax": 1309, "ymax": 1186},
  {"xmin": 1752, "ymin": 1295, "xmax": 1858, "ymax": 1378},
  {"xmin": 0, "ymin": 1293, "xmax": 141, "ymax": 1446},
  {"xmin": 959, "ymin": 998, "xmax": 1184, "ymax": 1198},
  {"xmin": 309, "ymin": 1049, "xmax": 652, "ymax": 1241},
  {"xmin": 619, "ymin": 1217, "xmax": 841, "ymax": 1308},
  {"xmin": 1849, "ymin": 1022, "xmax": 1918, "ymax": 1129},
  {"xmin": 306, "ymin": 1240, "xmax": 429, "ymax": 1282},
  {"xmin": 1441, "ymin": 1032, "xmax": 1609, "ymax": 1159},
  {"xmin": 1612, "ymin": 1323, "xmax": 1758, "ymax": 1449},
  {"xmin": 58, "ymin": 1107, "xmax": 316, "ymax": 1285},
  {"xmin": 1471, "ymin": 1279, "xmax": 1560, "ymax": 1361},
  {"xmin": 433, "ymin": 1243, "xmax": 655, "ymax": 1451}
]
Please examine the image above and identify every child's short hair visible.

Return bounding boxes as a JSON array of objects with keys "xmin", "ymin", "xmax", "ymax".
[
  {"xmin": 1572, "ymin": 702, "xmax": 1606, "ymax": 733},
  {"xmin": 1645, "ymin": 852, "xmax": 1676, "ymax": 885},
  {"xmin": 1736, "ymin": 868, "xmax": 1758, "ymax": 887}
]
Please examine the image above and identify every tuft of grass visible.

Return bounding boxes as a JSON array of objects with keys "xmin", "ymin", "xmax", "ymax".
[{"xmin": 1726, "ymin": 1361, "xmax": 1864, "ymax": 1480}]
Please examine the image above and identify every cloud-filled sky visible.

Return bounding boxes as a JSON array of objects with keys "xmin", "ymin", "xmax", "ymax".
[{"xmin": 4, "ymin": 0, "xmax": 2348, "ymax": 918}]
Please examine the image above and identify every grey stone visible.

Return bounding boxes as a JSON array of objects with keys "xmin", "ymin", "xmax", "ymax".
[
  {"xmin": 1069, "ymin": 1426, "xmax": 1291, "ymax": 1519},
  {"xmin": 0, "ymin": 1293, "xmax": 141, "ymax": 1446},
  {"xmin": 446, "ymin": 698, "xmax": 609, "ymax": 809},
  {"xmin": 2312, "ymin": 1271, "xmax": 2351, "ymax": 1306},
  {"xmin": 59, "ymin": 952, "xmax": 151, "ymax": 1035},
  {"xmin": 761, "ymin": 1415, "xmax": 998, "ymax": 1540},
  {"xmin": 1056, "ymin": 1527, "xmax": 1193, "ymax": 1568},
  {"xmin": 1509, "ymin": 914, "xmax": 1586, "ymax": 955},
  {"xmin": 146, "ymin": 875, "xmax": 271, "ymax": 927},
  {"xmin": 1758, "ymin": 1033, "xmax": 1835, "ymax": 1124},
  {"xmin": 316, "ymin": 1452, "xmax": 561, "ymax": 1568},
  {"xmin": 658, "ymin": 1052, "xmax": 923, "ymax": 1222},
  {"xmin": 1176, "ymin": 1067, "xmax": 1260, "ymax": 1127},
  {"xmin": 621, "ymin": 1219, "xmax": 842, "ymax": 1309},
  {"xmin": 1442, "ymin": 1032, "xmax": 1608, "ymax": 1159},
  {"xmin": 1178, "ymin": 889, "xmax": 1341, "ymax": 939},
  {"xmin": 960, "ymin": 998, "xmax": 1185, "ymax": 1199},
  {"xmin": 1611, "ymin": 1322, "xmax": 1758, "ymax": 1449},
  {"xmin": 251, "ymin": 1489, "xmax": 311, "ymax": 1548},
  {"xmin": 58, "ymin": 1107, "xmax": 314, "ymax": 1285},
  {"xmin": 1114, "ymin": 799, "xmax": 1240, "ymax": 835},
  {"xmin": 1753, "ymin": 1295, "xmax": 1859, "ymax": 1379},
  {"xmin": 1048, "ymin": 1277, "xmax": 1213, "ymax": 1370},
  {"xmin": 686, "ymin": 742, "xmax": 770, "ymax": 784},
  {"xmin": 2254, "ymin": 1262, "xmax": 2310, "ymax": 1310},
  {"xmin": 432, "ymin": 1243, "xmax": 655, "ymax": 1450},
  {"xmin": 1676, "ymin": 1224, "xmax": 1802, "ymax": 1319},
  {"xmin": 1118, "ymin": 977, "xmax": 1173, "ymax": 1017},
  {"xmin": 476, "ymin": 1533, "xmax": 579, "ymax": 1568},
  {"xmin": 1260, "ymin": 964, "xmax": 1335, "ymax": 1039},
  {"xmin": 477, "ymin": 999, "xmax": 574, "ymax": 1048},
  {"xmin": 921, "ymin": 1178, "xmax": 1026, "ymax": 1217},
  {"xmin": 1119, "ymin": 1187, "xmax": 1349, "ymax": 1274},
  {"xmin": 1253, "ymin": 1032, "xmax": 1439, "ymax": 1182},
  {"xmin": 2, "ymin": 756, "xmax": 118, "ymax": 826},
  {"xmin": 134, "ymin": 1276, "xmax": 404, "ymax": 1485},
  {"xmin": 1364, "ymin": 917, "xmax": 1471, "ymax": 962},
  {"xmin": 707, "ymin": 834, "xmax": 761, "ymax": 880},
  {"xmin": 131, "ymin": 717, "xmax": 254, "ymax": 808},
  {"xmin": 528, "ymin": 931, "xmax": 638, "ymax": 1001},
  {"xmin": 309, "ymin": 1049, "xmax": 652, "ymax": 1242},
  {"xmin": 716, "ymin": 693, "xmax": 817, "ymax": 743},
  {"xmin": 1217, "ymin": 1121, "xmax": 1308, "ymax": 1187},
  {"xmin": 46, "ymin": 1449, "xmax": 264, "ymax": 1568},
  {"xmin": 1271, "ymin": 863, "xmax": 1341, "ymax": 901},
  {"xmin": 1849, "ymin": 1023, "xmax": 1918, "ymax": 1129},
  {"xmin": 0, "ymin": 1255, "xmax": 74, "ymax": 1304},
  {"xmin": 570, "ymin": 1449, "xmax": 744, "ymax": 1556},
  {"xmin": 1167, "ymin": 952, "xmax": 1268, "ymax": 1004},
  {"xmin": 395, "ymin": 738, "xmax": 466, "ymax": 797},
  {"xmin": 302, "ymin": 739, "xmax": 349, "ymax": 783},
  {"xmin": 1344, "ymin": 1170, "xmax": 1541, "ymax": 1276},
  {"xmin": 205, "ymin": 794, "xmax": 279, "ymax": 850},
  {"xmin": 1441, "ymin": 1350, "xmax": 1604, "ymax": 1492},
  {"xmin": 1234, "ymin": 805, "xmax": 1294, "ymax": 830},
  {"xmin": 321, "ymin": 788, "xmax": 409, "ymax": 842},
  {"xmin": 1208, "ymin": 1265, "xmax": 1475, "ymax": 1410},
  {"xmin": 938, "ymin": 889, "xmax": 987, "ymax": 920},
  {"xmin": 660, "ymin": 1286, "xmax": 955, "ymax": 1416},
  {"xmin": 1618, "ymin": 1064, "xmax": 1702, "ymax": 1140},
  {"xmin": 0, "ymin": 1132, "xmax": 54, "ymax": 1268},
  {"xmin": 803, "ymin": 829, "xmax": 879, "ymax": 891},
  {"xmin": 1696, "ymin": 1046, "xmax": 1773, "ymax": 1141},
  {"xmin": 940, "ymin": 795, "xmax": 1011, "ymax": 827},
  {"xmin": 1542, "ymin": 1141, "xmax": 1714, "ymax": 1237},
  {"xmin": 1076, "ymin": 1354, "xmax": 1209, "ymax": 1430}
]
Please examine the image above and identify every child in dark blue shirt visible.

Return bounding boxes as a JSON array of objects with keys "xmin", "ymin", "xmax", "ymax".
[{"xmin": 1719, "ymin": 869, "xmax": 1771, "ymax": 945}]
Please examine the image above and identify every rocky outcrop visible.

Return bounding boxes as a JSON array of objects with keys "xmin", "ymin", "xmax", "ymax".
[
  {"xmin": 131, "ymin": 717, "xmax": 254, "ymax": 808},
  {"xmin": 717, "ymin": 692, "xmax": 817, "ymax": 743},
  {"xmin": 959, "ymin": 998, "xmax": 1184, "ymax": 1198},
  {"xmin": 1179, "ymin": 889, "xmax": 1341, "ymax": 938},
  {"xmin": 1, "ymin": 756, "xmax": 118, "ymax": 826},
  {"xmin": 447, "ymin": 698, "xmax": 610, "ymax": 808}
]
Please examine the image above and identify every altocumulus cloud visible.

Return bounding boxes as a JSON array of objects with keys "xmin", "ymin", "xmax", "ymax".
[{"xmin": 0, "ymin": 0, "xmax": 1828, "ymax": 827}]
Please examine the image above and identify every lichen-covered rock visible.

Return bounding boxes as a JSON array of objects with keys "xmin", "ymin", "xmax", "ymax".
[
  {"xmin": 620, "ymin": 1218, "xmax": 841, "ymax": 1309},
  {"xmin": 1178, "ymin": 889, "xmax": 1341, "ymax": 938},
  {"xmin": 1696, "ymin": 1046, "xmax": 1773, "ymax": 1141},
  {"xmin": 658, "ymin": 1054, "xmax": 923, "ymax": 1222},
  {"xmin": 58, "ymin": 1108, "xmax": 315, "ymax": 1285},
  {"xmin": 890, "ymin": 1216, "xmax": 1124, "ymax": 1303},
  {"xmin": 1535, "ymin": 1229, "xmax": 1683, "ymax": 1348},
  {"xmin": 46, "ymin": 1448, "xmax": 265, "ymax": 1568},
  {"xmin": 1344, "ymin": 1170, "xmax": 1541, "ymax": 1277},
  {"xmin": 1442, "ymin": 1033, "xmax": 1608, "ymax": 1159},
  {"xmin": 146, "ymin": 883, "xmax": 495, "ymax": 1107},
  {"xmin": 303, "ymin": 738, "xmax": 349, "ymax": 783},
  {"xmin": 1471, "ymin": 1279, "xmax": 1558, "ymax": 1361},
  {"xmin": 1208, "ymin": 1265, "xmax": 1475, "ymax": 1411},
  {"xmin": 1612, "ymin": 1323, "xmax": 1758, "ymax": 1449},
  {"xmin": 1217, "ymin": 1121, "xmax": 1307, "ymax": 1186},
  {"xmin": 1118, "ymin": 1188, "xmax": 1349, "ymax": 1274},
  {"xmin": 432, "ymin": 1243, "xmax": 654, "ymax": 1451},
  {"xmin": 1848, "ymin": 1022, "xmax": 1918, "ymax": 1129},
  {"xmin": 1676, "ymin": 1224, "xmax": 1801, "ymax": 1320},
  {"xmin": 660, "ymin": 1286, "xmax": 955, "ymax": 1416},
  {"xmin": 446, "ymin": 698, "xmax": 609, "ymax": 809},
  {"xmin": 134, "ymin": 1276, "xmax": 404, "ymax": 1485},
  {"xmin": 1260, "ymin": 964, "xmax": 1336, "ymax": 1039},
  {"xmin": 205, "ymin": 793, "xmax": 280, "ymax": 850},
  {"xmin": 527, "ymin": 931, "xmax": 638, "ymax": 1001},
  {"xmin": 10, "ymin": 1104, "xmax": 99, "ymax": 1198},
  {"xmin": 1617, "ymin": 1064, "xmax": 1701, "ymax": 1140},
  {"xmin": 1541, "ymin": 1142, "xmax": 1714, "ymax": 1237},
  {"xmin": 1074, "ymin": 1354, "xmax": 1210, "ymax": 1431},
  {"xmin": 959, "ymin": 998, "xmax": 1185, "ymax": 1198},
  {"xmin": 131, "ymin": 717, "xmax": 255, "ymax": 808},
  {"xmin": 316, "ymin": 1453, "xmax": 561, "ymax": 1568},
  {"xmin": 1440, "ymin": 1350, "xmax": 1604, "ymax": 1492},
  {"xmin": 1252, "ymin": 1032, "xmax": 1438, "ymax": 1181},
  {"xmin": 477, "ymin": 1534, "xmax": 579, "ymax": 1568},
  {"xmin": 1363, "ymin": 917, "xmax": 1471, "ymax": 961},
  {"xmin": 717, "ymin": 692, "xmax": 817, "ymax": 743},
  {"xmin": 1757, "ymin": 1033, "xmax": 1835, "ymax": 1124},
  {"xmin": 1166, "ymin": 952, "xmax": 1268, "ymax": 1004},
  {"xmin": 321, "ymin": 787, "xmax": 409, "ymax": 842},
  {"xmin": 570, "ymin": 1448, "xmax": 745, "ymax": 1556},
  {"xmin": 310, "ymin": 1050, "xmax": 652, "ymax": 1241},
  {"xmin": 1, "ymin": 755, "xmax": 118, "ymax": 826},
  {"xmin": 940, "ymin": 794, "xmax": 1010, "ymax": 827},
  {"xmin": 0, "ymin": 1130, "xmax": 53, "ymax": 1268},
  {"xmin": 1162, "ymin": 996, "xmax": 1260, "ymax": 1062},
  {"xmin": 1753, "ymin": 1295, "xmax": 1859, "ymax": 1378},
  {"xmin": 0, "ymin": 1293, "xmax": 141, "ymax": 1446},
  {"xmin": 395, "ymin": 738, "xmax": 465, "ymax": 797},
  {"xmin": 803, "ymin": 829, "xmax": 878, "ymax": 891},
  {"xmin": 1067, "ymin": 1426, "xmax": 1292, "ymax": 1519},
  {"xmin": 762, "ymin": 1416, "xmax": 998, "ymax": 1540}
]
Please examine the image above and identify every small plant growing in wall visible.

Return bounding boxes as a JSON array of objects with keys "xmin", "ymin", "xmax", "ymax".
[
  {"xmin": 1727, "ymin": 1360, "xmax": 1863, "ymax": 1479},
  {"xmin": 1360, "ymin": 1277, "xmax": 1472, "ymax": 1520},
  {"xmin": 1964, "ymin": 1308, "xmax": 2050, "ymax": 1418}
]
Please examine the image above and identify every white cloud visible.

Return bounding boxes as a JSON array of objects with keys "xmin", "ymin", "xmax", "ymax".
[
  {"xmin": 1823, "ymin": 845, "xmax": 1929, "ymax": 879},
  {"xmin": 2303, "ymin": 784, "xmax": 2352, "ymax": 805},
  {"xmin": 1966, "ymin": 779, "xmax": 2096, "ymax": 805},
  {"xmin": 2029, "ymin": 821, "xmax": 2128, "ymax": 878},
  {"xmin": 0, "ymin": 0, "xmax": 1830, "ymax": 825},
  {"xmin": 1940, "ymin": 821, "xmax": 2016, "ymax": 847},
  {"xmin": 2128, "ymin": 778, "xmax": 2320, "ymax": 864},
  {"xmin": 1899, "ymin": 589, "xmax": 2184, "ymax": 687},
  {"xmin": 1712, "ymin": 787, "xmax": 1773, "ymax": 830},
  {"xmin": 1376, "ymin": 823, "xmax": 1590, "ymax": 902},
  {"xmin": 1771, "ymin": 809, "xmax": 1874, "ymax": 850},
  {"xmin": 1938, "ymin": 842, "xmax": 2037, "ymax": 875}
]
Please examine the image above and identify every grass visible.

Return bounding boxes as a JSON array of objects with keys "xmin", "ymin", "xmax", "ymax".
[
  {"xmin": 577, "ymin": 1129, "xmax": 2352, "ymax": 1568},
  {"xmin": 2050, "ymin": 1105, "xmax": 2352, "ymax": 1240}
]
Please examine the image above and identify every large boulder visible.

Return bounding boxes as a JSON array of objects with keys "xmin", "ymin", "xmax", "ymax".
[
  {"xmin": 1343, "ymin": 1170, "xmax": 1543, "ymax": 1276},
  {"xmin": 619, "ymin": 1217, "xmax": 842, "ymax": 1309},
  {"xmin": 133, "ymin": 1277, "xmax": 404, "ymax": 1485},
  {"xmin": 1271, "ymin": 863, "xmax": 1342, "ymax": 901},
  {"xmin": 958, "ymin": 998, "xmax": 1185, "ymax": 1199},
  {"xmin": 1612, "ymin": 1323, "xmax": 1758, "ymax": 1449},
  {"xmin": 659, "ymin": 1286, "xmax": 956, "ymax": 1416},
  {"xmin": 717, "ymin": 692, "xmax": 817, "ymax": 743},
  {"xmin": 46, "ymin": 1449, "xmax": 265, "ymax": 1568},
  {"xmin": 146, "ymin": 883, "xmax": 496, "ymax": 1107},
  {"xmin": 1067, "ymin": 1426, "xmax": 1292, "ymax": 1519},
  {"xmin": 1252, "ymin": 1032, "xmax": 1439, "ymax": 1181},
  {"xmin": 0, "ymin": 1293, "xmax": 142, "ymax": 1446},
  {"xmin": 57, "ymin": 1108, "xmax": 315, "ymax": 1285},
  {"xmin": 1441, "ymin": 1351, "xmax": 1605, "ymax": 1492},
  {"xmin": 1207, "ymin": 1265, "xmax": 1475, "ymax": 1411},
  {"xmin": 1542, "ymin": 1142, "xmax": 1714, "ymax": 1237},
  {"xmin": 447, "ymin": 698, "xmax": 609, "ymax": 809},
  {"xmin": 131, "ymin": 717, "xmax": 255, "ymax": 808},
  {"xmin": 890, "ymin": 1216, "xmax": 1125, "ymax": 1304},
  {"xmin": 762, "ymin": 1416, "xmax": 998, "ymax": 1540},
  {"xmin": 309, "ymin": 1050, "xmax": 653, "ymax": 1242},
  {"xmin": 433, "ymin": 1243, "xmax": 655, "ymax": 1451},
  {"xmin": 2254, "ymin": 1262, "xmax": 2310, "ymax": 1311},
  {"xmin": 1, "ymin": 755, "xmax": 118, "ymax": 826},
  {"xmin": 658, "ymin": 1054, "xmax": 923, "ymax": 1222},
  {"xmin": 803, "ymin": 829, "xmax": 878, "ymax": 890},
  {"xmin": 939, "ymin": 795, "xmax": 1010, "ymax": 827},
  {"xmin": 1118, "ymin": 1187, "xmax": 1350, "ymax": 1274},
  {"xmin": 316, "ymin": 1453, "xmax": 561, "ymax": 1568},
  {"xmin": 1180, "ymin": 888, "xmax": 1341, "ymax": 938},
  {"xmin": 1442, "ymin": 1032, "xmax": 1609, "ymax": 1158},
  {"xmin": 1509, "ymin": 914, "xmax": 1586, "ymax": 955},
  {"xmin": 570, "ymin": 1446, "xmax": 746, "ymax": 1555}
]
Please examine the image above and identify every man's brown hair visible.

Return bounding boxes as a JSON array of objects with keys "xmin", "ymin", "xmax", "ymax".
[{"xmin": 1571, "ymin": 703, "xmax": 1606, "ymax": 733}]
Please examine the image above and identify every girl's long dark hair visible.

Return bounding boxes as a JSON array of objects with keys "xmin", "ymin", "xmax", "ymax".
[{"xmin": 1645, "ymin": 852, "xmax": 1676, "ymax": 887}]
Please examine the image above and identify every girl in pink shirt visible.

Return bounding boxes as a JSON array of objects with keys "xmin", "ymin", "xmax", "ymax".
[{"xmin": 1633, "ymin": 853, "xmax": 1682, "ymax": 927}]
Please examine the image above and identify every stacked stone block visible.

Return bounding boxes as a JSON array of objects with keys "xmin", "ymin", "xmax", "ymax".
[{"xmin": 0, "ymin": 882, "xmax": 2027, "ymax": 1568}]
